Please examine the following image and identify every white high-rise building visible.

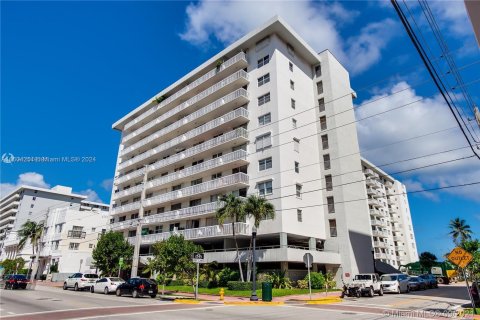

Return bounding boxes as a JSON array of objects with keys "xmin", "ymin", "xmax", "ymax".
[{"xmin": 109, "ymin": 17, "xmax": 418, "ymax": 282}]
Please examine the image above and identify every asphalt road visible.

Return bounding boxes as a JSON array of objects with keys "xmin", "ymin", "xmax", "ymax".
[{"xmin": 0, "ymin": 284, "xmax": 472, "ymax": 320}]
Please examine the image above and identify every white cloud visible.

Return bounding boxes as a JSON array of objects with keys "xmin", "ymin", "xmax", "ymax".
[
  {"xmin": 101, "ymin": 178, "xmax": 113, "ymax": 191},
  {"xmin": 78, "ymin": 189, "xmax": 103, "ymax": 203},
  {"xmin": 180, "ymin": 0, "xmax": 397, "ymax": 74},
  {"xmin": 355, "ymin": 81, "xmax": 480, "ymax": 202},
  {"xmin": 0, "ymin": 172, "xmax": 50, "ymax": 198},
  {"xmin": 428, "ymin": 0, "xmax": 472, "ymax": 37}
]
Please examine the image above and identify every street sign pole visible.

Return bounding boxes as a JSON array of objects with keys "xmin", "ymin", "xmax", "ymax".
[
  {"xmin": 462, "ymin": 267, "xmax": 477, "ymax": 315},
  {"xmin": 447, "ymin": 247, "xmax": 476, "ymax": 315},
  {"xmin": 192, "ymin": 253, "xmax": 204, "ymax": 300},
  {"xmin": 195, "ymin": 262, "xmax": 199, "ymax": 300},
  {"xmin": 307, "ymin": 254, "xmax": 312, "ymax": 300}
]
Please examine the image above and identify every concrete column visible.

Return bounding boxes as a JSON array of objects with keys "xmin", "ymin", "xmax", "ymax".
[
  {"xmin": 308, "ymin": 237, "xmax": 316, "ymax": 250},
  {"xmin": 279, "ymin": 232, "xmax": 288, "ymax": 247}
]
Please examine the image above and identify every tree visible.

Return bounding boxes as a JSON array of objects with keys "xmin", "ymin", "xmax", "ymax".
[
  {"xmin": 17, "ymin": 220, "xmax": 44, "ymax": 277},
  {"xmin": 152, "ymin": 235, "xmax": 203, "ymax": 288},
  {"xmin": 244, "ymin": 195, "xmax": 275, "ymax": 228},
  {"xmin": 216, "ymin": 194, "xmax": 246, "ymax": 282},
  {"xmin": 419, "ymin": 251, "xmax": 437, "ymax": 273},
  {"xmin": 0, "ymin": 258, "xmax": 25, "ymax": 274},
  {"xmin": 92, "ymin": 231, "xmax": 133, "ymax": 276},
  {"xmin": 449, "ymin": 218, "xmax": 473, "ymax": 245},
  {"xmin": 460, "ymin": 239, "xmax": 480, "ymax": 281}
]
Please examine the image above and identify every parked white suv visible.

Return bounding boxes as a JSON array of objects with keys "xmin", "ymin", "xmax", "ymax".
[
  {"xmin": 342, "ymin": 273, "xmax": 383, "ymax": 297},
  {"xmin": 380, "ymin": 273, "xmax": 410, "ymax": 293},
  {"xmin": 63, "ymin": 273, "xmax": 99, "ymax": 291}
]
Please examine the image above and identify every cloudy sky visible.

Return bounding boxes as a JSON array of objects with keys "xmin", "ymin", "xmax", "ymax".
[{"xmin": 1, "ymin": 0, "xmax": 479, "ymax": 258}]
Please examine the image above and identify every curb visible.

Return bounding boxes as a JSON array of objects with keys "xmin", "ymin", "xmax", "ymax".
[
  {"xmin": 174, "ymin": 299, "xmax": 202, "ymax": 304},
  {"xmin": 224, "ymin": 301, "xmax": 285, "ymax": 306},
  {"xmin": 305, "ymin": 298, "xmax": 342, "ymax": 304}
]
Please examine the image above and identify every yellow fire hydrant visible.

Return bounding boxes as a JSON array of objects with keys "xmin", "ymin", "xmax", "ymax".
[{"xmin": 219, "ymin": 288, "xmax": 224, "ymax": 301}]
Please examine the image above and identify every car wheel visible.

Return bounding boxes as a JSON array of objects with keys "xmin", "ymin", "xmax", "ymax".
[
  {"xmin": 63, "ymin": 282, "xmax": 68, "ymax": 290},
  {"xmin": 91, "ymin": 286, "xmax": 94, "ymax": 293},
  {"xmin": 74, "ymin": 283, "xmax": 79, "ymax": 291},
  {"xmin": 368, "ymin": 287, "xmax": 374, "ymax": 297},
  {"xmin": 104, "ymin": 287, "xmax": 109, "ymax": 295},
  {"xmin": 356, "ymin": 290, "xmax": 361, "ymax": 298},
  {"xmin": 132, "ymin": 289, "xmax": 139, "ymax": 298},
  {"xmin": 406, "ymin": 286, "xmax": 410, "ymax": 293},
  {"xmin": 378, "ymin": 287, "xmax": 384, "ymax": 296},
  {"xmin": 116, "ymin": 289, "xmax": 121, "ymax": 296},
  {"xmin": 150, "ymin": 294, "xmax": 156, "ymax": 298}
]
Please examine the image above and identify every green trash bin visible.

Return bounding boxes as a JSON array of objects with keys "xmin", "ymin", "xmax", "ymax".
[{"xmin": 262, "ymin": 282, "xmax": 272, "ymax": 302}]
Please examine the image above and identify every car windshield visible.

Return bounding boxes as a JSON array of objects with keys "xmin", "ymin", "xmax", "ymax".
[
  {"xmin": 410, "ymin": 277, "xmax": 419, "ymax": 282},
  {"xmin": 84, "ymin": 274, "xmax": 99, "ymax": 278},
  {"xmin": 354, "ymin": 275, "xmax": 371, "ymax": 280},
  {"xmin": 381, "ymin": 275, "xmax": 398, "ymax": 281},
  {"xmin": 13, "ymin": 275, "xmax": 27, "ymax": 280},
  {"xmin": 109, "ymin": 277, "xmax": 123, "ymax": 282},
  {"xmin": 144, "ymin": 279, "xmax": 156, "ymax": 285}
]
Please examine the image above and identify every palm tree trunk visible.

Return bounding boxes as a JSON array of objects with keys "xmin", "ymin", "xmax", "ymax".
[{"xmin": 232, "ymin": 221, "xmax": 244, "ymax": 282}]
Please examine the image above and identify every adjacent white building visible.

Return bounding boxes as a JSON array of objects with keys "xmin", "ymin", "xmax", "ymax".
[
  {"xmin": 0, "ymin": 185, "xmax": 109, "ymax": 277},
  {"xmin": 108, "ymin": 16, "xmax": 418, "ymax": 282}
]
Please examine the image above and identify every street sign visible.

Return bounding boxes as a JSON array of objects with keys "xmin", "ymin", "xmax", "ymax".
[
  {"xmin": 303, "ymin": 253, "xmax": 313, "ymax": 268},
  {"xmin": 192, "ymin": 252, "xmax": 205, "ymax": 263},
  {"xmin": 119, "ymin": 257, "xmax": 124, "ymax": 267},
  {"xmin": 447, "ymin": 247, "xmax": 473, "ymax": 269}
]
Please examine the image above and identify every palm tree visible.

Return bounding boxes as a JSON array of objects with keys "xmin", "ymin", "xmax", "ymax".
[
  {"xmin": 449, "ymin": 218, "xmax": 473, "ymax": 245},
  {"xmin": 17, "ymin": 220, "xmax": 44, "ymax": 277},
  {"xmin": 244, "ymin": 195, "xmax": 275, "ymax": 228},
  {"xmin": 216, "ymin": 194, "xmax": 246, "ymax": 282}
]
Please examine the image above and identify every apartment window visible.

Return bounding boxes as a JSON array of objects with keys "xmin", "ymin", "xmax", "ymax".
[
  {"xmin": 256, "ymin": 133, "xmax": 272, "ymax": 151},
  {"xmin": 133, "ymin": 197, "xmax": 140, "ymax": 202},
  {"xmin": 155, "ymin": 225, "xmax": 163, "ymax": 234},
  {"xmin": 161, "ymin": 172, "xmax": 168, "ymax": 176},
  {"xmin": 292, "ymin": 118, "xmax": 297, "ymax": 129},
  {"xmin": 119, "ymin": 216, "xmax": 126, "ymax": 222},
  {"xmin": 171, "ymin": 203, "xmax": 182, "ymax": 210},
  {"xmin": 53, "ymin": 241, "xmax": 59, "ymax": 250},
  {"xmin": 318, "ymin": 98, "xmax": 325, "ymax": 112},
  {"xmin": 211, "ymin": 172, "xmax": 222, "ymax": 180},
  {"xmin": 172, "ymin": 184, "xmax": 182, "ymax": 191},
  {"xmin": 329, "ymin": 219, "xmax": 337, "ymax": 237},
  {"xmin": 169, "ymin": 223, "xmax": 180, "ymax": 231},
  {"xmin": 257, "ymin": 180, "xmax": 273, "ymax": 196},
  {"xmin": 190, "ymin": 199, "xmax": 201, "ymax": 207},
  {"xmin": 296, "ymin": 184, "xmax": 302, "ymax": 198},
  {"xmin": 290, "ymin": 80, "xmax": 295, "ymax": 90},
  {"xmin": 30, "ymin": 204, "xmax": 34, "ymax": 208},
  {"xmin": 325, "ymin": 175, "xmax": 333, "ymax": 191},
  {"xmin": 291, "ymin": 98, "xmax": 296, "ymax": 109},
  {"xmin": 289, "ymin": 62, "xmax": 294, "ymax": 72},
  {"xmin": 89, "ymin": 244, "xmax": 94, "ymax": 249},
  {"xmin": 69, "ymin": 243, "xmax": 80, "ymax": 250},
  {"xmin": 192, "ymin": 159, "xmax": 204, "ymax": 166},
  {"xmin": 174, "ymin": 166, "xmax": 184, "ymax": 172},
  {"xmin": 131, "ymin": 213, "xmax": 139, "ymax": 219},
  {"xmin": 157, "ymin": 207, "xmax": 165, "ymax": 214},
  {"xmin": 128, "ymin": 230, "xmax": 136, "ymax": 237},
  {"xmin": 210, "ymin": 194, "xmax": 221, "ymax": 202},
  {"xmin": 212, "ymin": 152, "xmax": 222, "ymax": 159},
  {"xmin": 258, "ymin": 93, "xmax": 271, "ymax": 106},
  {"xmin": 297, "ymin": 209, "xmax": 302, "ymax": 222},
  {"xmin": 32, "ymin": 197, "xmax": 36, "ymax": 201},
  {"xmin": 190, "ymin": 178, "xmax": 202, "ymax": 186},
  {"xmin": 259, "ymin": 157, "xmax": 272, "ymax": 171},
  {"xmin": 91, "ymin": 227, "xmax": 96, "ymax": 232},
  {"xmin": 55, "ymin": 223, "xmax": 63, "ymax": 233},
  {"xmin": 257, "ymin": 73, "xmax": 270, "ymax": 86},
  {"xmin": 293, "ymin": 138, "xmax": 300, "ymax": 152},
  {"xmin": 321, "ymin": 134, "xmax": 329, "ymax": 150},
  {"xmin": 327, "ymin": 196, "xmax": 335, "ymax": 213},
  {"xmin": 320, "ymin": 116, "xmax": 327, "ymax": 131},
  {"xmin": 295, "ymin": 161, "xmax": 299, "ymax": 173},
  {"xmin": 257, "ymin": 55, "xmax": 269, "ymax": 68},
  {"xmin": 317, "ymin": 81, "xmax": 324, "ymax": 94},
  {"xmin": 315, "ymin": 65, "xmax": 322, "ymax": 77},
  {"xmin": 323, "ymin": 154, "xmax": 331, "ymax": 170},
  {"xmin": 258, "ymin": 113, "xmax": 271, "ymax": 126}
]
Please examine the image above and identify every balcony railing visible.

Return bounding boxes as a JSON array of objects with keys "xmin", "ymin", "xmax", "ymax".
[
  {"xmin": 114, "ymin": 184, "xmax": 145, "ymax": 200},
  {"xmin": 374, "ymin": 252, "xmax": 388, "ymax": 259},
  {"xmin": 372, "ymin": 230, "xmax": 388, "ymax": 238},
  {"xmin": 124, "ymin": 52, "xmax": 247, "ymax": 131},
  {"xmin": 67, "ymin": 230, "xmax": 86, "ymax": 239},
  {"xmin": 144, "ymin": 173, "xmax": 249, "ymax": 208},
  {"xmin": 123, "ymin": 87, "xmax": 248, "ymax": 149},
  {"xmin": 114, "ymin": 128, "xmax": 248, "ymax": 185},
  {"xmin": 109, "ymin": 219, "xmax": 141, "ymax": 230},
  {"xmin": 364, "ymin": 169, "xmax": 375, "ymax": 177},
  {"xmin": 127, "ymin": 222, "xmax": 249, "ymax": 245},
  {"xmin": 371, "ymin": 219, "xmax": 387, "ymax": 227},
  {"xmin": 111, "ymin": 201, "xmax": 141, "ymax": 215},
  {"xmin": 143, "ymin": 202, "xmax": 219, "ymax": 226},
  {"xmin": 117, "ymin": 107, "xmax": 249, "ymax": 171},
  {"xmin": 373, "ymin": 241, "xmax": 388, "ymax": 248}
]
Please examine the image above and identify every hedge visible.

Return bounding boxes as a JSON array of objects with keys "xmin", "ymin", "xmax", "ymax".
[{"xmin": 227, "ymin": 281, "xmax": 266, "ymax": 291}]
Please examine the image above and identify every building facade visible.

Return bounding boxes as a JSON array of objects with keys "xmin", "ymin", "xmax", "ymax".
[{"xmin": 108, "ymin": 17, "xmax": 418, "ymax": 282}]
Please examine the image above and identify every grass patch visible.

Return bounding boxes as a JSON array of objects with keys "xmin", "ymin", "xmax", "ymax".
[
  {"xmin": 162, "ymin": 285, "xmax": 339, "ymax": 297},
  {"xmin": 464, "ymin": 308, "xmax": 480, "ymax": 314}
]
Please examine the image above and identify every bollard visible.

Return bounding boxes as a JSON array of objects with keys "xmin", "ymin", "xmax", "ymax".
[{"xmin": 219, "ymin": 288, "xmax": 224, "ymax": 301}]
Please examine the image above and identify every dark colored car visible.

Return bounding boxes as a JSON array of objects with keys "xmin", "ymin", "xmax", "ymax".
[
  {"xmin": 419, "ymin": 274, "xmax": 438, "ymax": 289},
  {"xmin": 115, "ymin": 278, "xmax": 157, "ymax": 298},
  {"xmin": 4, "ymin": 274, "xmax": 29, "ymax": 289},
  {"xmin": 408, "ymin": 276, "xmax": 427, "ymax": 291}
]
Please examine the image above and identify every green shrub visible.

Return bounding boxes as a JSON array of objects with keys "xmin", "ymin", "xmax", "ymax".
[
  {"xmin": 217, "ymin": 267, "xmax": 239, "ymax": 286},
  {"xmin": 296, "ymin": 279, "xmax": 309, "ymax": 289},
  {"xmin": 198, "ymin": 280, "xmax": 209, "ymax": 288},
  {"xmin": 256, "ymin": 273, "xmax": 270, "ymax": 283},
  {"xmin": 227, "ymin": 281, "xmax": 264, "ymax": 290},
  {"xmin": 168, "ymin": 279, "xmax": 186, "ymax": 286},
  {"xmin": 266, "ymin": 270, "xmax": 292, "ymax": 289},
  {"xmin": 306, "ymin": 272, "xmax": 325, "ymax": 289}
]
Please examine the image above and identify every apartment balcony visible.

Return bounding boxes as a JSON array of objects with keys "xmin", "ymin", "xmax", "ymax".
[
  {"xmin": 144, "ymin": 173, "xmax": 249, "ymax": 209},
  {"xmin": 369, "ymin": 208, "xmax": 382, "ymax": 217},
  {"xmin": 67, "ymin": 230, "xmax": 86, "ymax": 239},
  {"xmin": 109, "ymin": 219, "xmax": 141, "ymax": 231},
  {"xmin": 111, "ymin": 201, "xmax": 141, "ymax": 215},
  {"xmin": 374, "ymin": 252, "xmax": 388, "ymax": 259},
  {"xmin": 392, "ymin": 224, "xmax": 402, "ymax": 232},
  {"xmin": 2, "ymin": 236, "xmax": 19, "ymax": 247},
  {"xmin": 117, "ymin": 107, "xmax": 249, "ymax": 172},
  {"xmin": 373, "ymin": 241, "xmax": 388, "ymax": 248},
  {"xmin": 372, "ymin": 230, "xmax": 388, "ymax": 238},
  {"xmin": 364, "ymin": 169, "xmax": 375, "ymax": 177},
  {"xmin": 371, "ymin": 219, "xmax": 387, "ymax": 227},
  {"xmin": 387, "ymin": 197, "xmax": 395, "ymax": 205},
  {"xmin": 124, "ymin": 60, "xmax": 248, "ymax": 131},
  {"xmin": 368, "ymin": 198, "xmax": 381, "ymax": 208},
  {"xmin": 385, "ymin": 181, "xmax": 394, "ymax": 188},
  {"xmin": 0, "ymin": 208, "xmax": 17, "ymax": 220},
  {"xmin": 0, "ymin": 193, "xmax": 20, "ymax": 207},
  {"xmin": 393, "ymin": 235, "xmax": 403, "ymax": 242},
  {"xmin": 123, "ymin": 87, "xmax": 249, "ymax": 152},
  {"xmin": 128, "ymin": 222, "xmax": 250, "ymax": 245},
  {"xmin": 114, "ymin": 128, "xmax": 249, "ymax": 186},
  {"xmin": 0, "ymin": 216, "xmax": 15, "ymax": 227},
  {"xmin": 0, "ymin": 201, "xmax": 19, "ymax": 213},
  {"xmin": 395, "ymin": 245, "xmax": 406, "ymax": 252},
  {"xmin": 366, "ymin": 187, "xmax": 376, "ymax": 196},
  {"xmin": 113, "ymin": 184, "xmax": 145, "ymax": 201}
]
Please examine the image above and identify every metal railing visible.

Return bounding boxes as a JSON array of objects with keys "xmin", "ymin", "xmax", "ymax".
[
  {"xmin": 114, "ymin": 128, "xmax": 248, "ymax": 185},
  {"xmin": 67, "ymin": 230, "xmax": 86, "ymax": 239},
  {"xmin": 117, "ymin": 107, "xmax": 249, "ymax": 170},
  {"xmin": 144, "ymin": 173, "xmax": 249, "ymax": 208},
  {"xmin": 111, "ymin": 201, "xmax": 141, "ymax": 215},
  {"xmin": 122, "ymin": 87, "xmax": 248, "ymax": 149},
  {"xmin": 124, "ymin": 52, "xmax": 247, "ymax": 131}
]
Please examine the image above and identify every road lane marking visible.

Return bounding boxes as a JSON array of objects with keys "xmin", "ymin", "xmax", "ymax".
[{"xmin": 0, "ymin": 304, "xmax": 148, "ymax": 318}]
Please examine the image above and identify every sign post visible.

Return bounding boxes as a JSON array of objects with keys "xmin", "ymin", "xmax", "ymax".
[
  {"xmin": 447, "ymin": 247, "xmax": 476, "ymax": 314},
  {"xmin": 303, "ymin": 253, "xmax": 313, "ymax": 300},
  {"xmin": 192, "ymin": 253, "xmax": 205, "ymax": 300}
]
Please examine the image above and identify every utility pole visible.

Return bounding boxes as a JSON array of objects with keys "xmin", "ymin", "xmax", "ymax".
[
  {"xmin": 131, "ymin": 167, "xmax": 149, "ymax": 278},
  {"xmin": 30, "ymin": 207, "xmax": 50, "ymax": 290}
]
